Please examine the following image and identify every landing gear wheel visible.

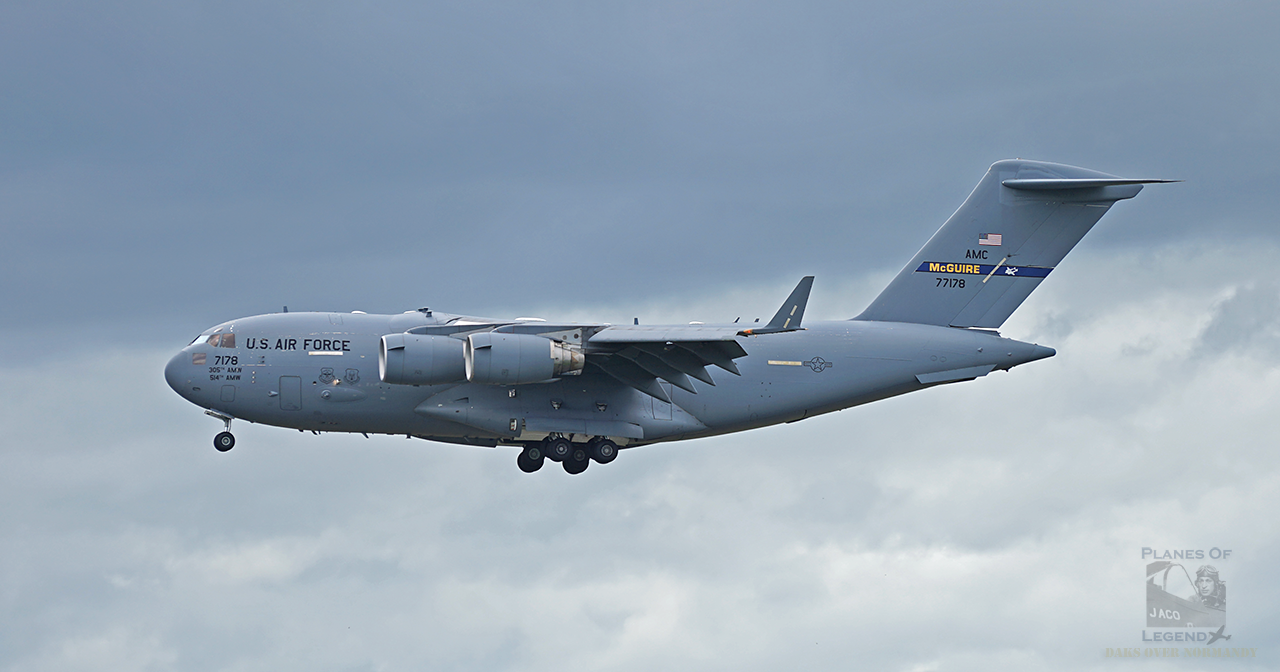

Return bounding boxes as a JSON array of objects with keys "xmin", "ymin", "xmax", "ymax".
[
  {"xmin": 517, "ymin": 445, "xmax": 545, "ymax": 473},
  {"xmin": 563, "ymin": 447, "xmax": 589, "ymax": 475},
  {"xmin": 214, "ymin": 431, "xmax": 235, "ymax": 452},
  {"xmin": 545, "ymin": 437, "xmax": 573, "ymax": 462},
  {"xmin": 589, "ymin": 439, "xmax": 618, "ymax": 464}
]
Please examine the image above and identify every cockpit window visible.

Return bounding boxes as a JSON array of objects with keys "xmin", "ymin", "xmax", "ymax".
[
  {"xmin": 194, "ymin": 327, "xmax": 238, "ymax": 348},
  {"xmin": 202, "ymin": 333, "xmax": 237, "ymax": 348}
]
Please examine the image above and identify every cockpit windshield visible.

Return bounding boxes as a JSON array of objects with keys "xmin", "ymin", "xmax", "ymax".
[{"xmin": 192, "ymin": 329, "xmax": 236, "ymax": 348}]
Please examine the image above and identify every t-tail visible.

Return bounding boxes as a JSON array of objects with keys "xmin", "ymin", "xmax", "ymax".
[{"xmin": 854, "ymin": 160, "xmax": 1174, "ymax": 328}]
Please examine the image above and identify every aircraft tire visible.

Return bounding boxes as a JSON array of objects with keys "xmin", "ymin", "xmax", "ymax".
[
  {"xmin": 563, "ymin": 448, "xmax": 589, "ymax": 475},
  {"xmin": 517, "ymin": 448, "xmax": 544, "ymax": 473},
  {"xmin": 546, "ymin": 437, "xmax": 572, "ymax": 462},
  {"xmin": 589, "ymin": 439, "xmax": 618, "ymax": 464},
  {"xmin": 214, "ymin": 432, "xmax": 235, "ymax": 452}
]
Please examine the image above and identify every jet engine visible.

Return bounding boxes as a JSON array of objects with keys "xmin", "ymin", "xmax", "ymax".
[
  {"xmin": 465, "ymin": 332, "xmax": 584, "ymax": 385},
  {"xmin": 379, "ymin": 333, "xmax": 467, "ymax": 385}
]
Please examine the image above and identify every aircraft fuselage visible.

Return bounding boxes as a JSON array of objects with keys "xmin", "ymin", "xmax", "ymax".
[
  {"xmin": 164, "ymin": 159, "xmax": 1166, "ymax": 472},
  {"xmin": 164, "ymin": 310, "xmax": 1052, "ymax": 448}
]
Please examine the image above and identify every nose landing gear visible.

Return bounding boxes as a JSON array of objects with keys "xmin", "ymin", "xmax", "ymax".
[{"xmin": 206, "ymin": 410, "xmax": 236, "ymax": 452}]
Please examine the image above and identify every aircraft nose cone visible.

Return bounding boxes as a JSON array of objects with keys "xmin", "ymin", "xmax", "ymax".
[{"xmin": 164, "ymin": 351, "xmax": 187, "ymax": 395}]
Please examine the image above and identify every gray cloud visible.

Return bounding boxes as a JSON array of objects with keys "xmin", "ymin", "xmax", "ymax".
[
  {"xmin": 1195, "ymin": 282, "xmax": 1280, "ymax": 360},
  {"xmin": 4, "ymin": 1, "xmax": 1280, "ymax": 343},
  {"xmin": 5, "ymin": 243, "xmax": 1280, "ymax": 670}
]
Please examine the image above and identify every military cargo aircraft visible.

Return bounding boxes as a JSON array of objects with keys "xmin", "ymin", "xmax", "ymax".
[{"xmin": 165, "ymin": 160, "xmax": 1171, "ymax": 474}]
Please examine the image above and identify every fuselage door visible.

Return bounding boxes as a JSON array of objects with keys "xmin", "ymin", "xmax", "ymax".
[{"xmin": 279, "ymin": 376, "xmax": 302, "ymax": 411}]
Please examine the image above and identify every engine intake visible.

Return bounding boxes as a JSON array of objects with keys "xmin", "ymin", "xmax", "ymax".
[
  {"xmin": 465, "ymin": 332, "xmax": 584, "ymax": 385},
  {"xmin": 379, "ymin": 333, "xmax": 467, "ymax": 385}
]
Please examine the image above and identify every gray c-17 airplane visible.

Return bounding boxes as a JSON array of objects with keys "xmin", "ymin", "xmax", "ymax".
[{"xmin": 165, "ymin": 160, "xmax": 1172, "ymax": 474}]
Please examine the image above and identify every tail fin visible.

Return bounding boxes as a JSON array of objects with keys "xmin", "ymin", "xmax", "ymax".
[{"xmin": 854, "ymin": 160, "xmax": 1172, "ymax": 328}]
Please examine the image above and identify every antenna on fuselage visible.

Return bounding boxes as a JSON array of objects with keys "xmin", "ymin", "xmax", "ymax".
[{"xmin": 283, "ymin": 306, "xmax": 289, "ymax": 313}]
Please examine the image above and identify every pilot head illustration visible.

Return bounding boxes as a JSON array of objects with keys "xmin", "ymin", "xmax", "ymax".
[{"xmin": 1194, "ymin": 565, "xmax": 1226, "ymax": 610}]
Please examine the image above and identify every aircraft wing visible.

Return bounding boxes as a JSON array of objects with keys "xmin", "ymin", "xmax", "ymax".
[
  {"xmin": 587, "ymin": 325, "xmax": 744, "ymax": 345},
  {"xmin": 585, "ymin": 325, "xmax": 748, "ymax": 401},
  {"xmin": 401, "ymin": 276, "xmax": 812, "ymax": 402},
  {"xmin": 581, "ymin": 276, "xmax": 814, "ymax": 400}
]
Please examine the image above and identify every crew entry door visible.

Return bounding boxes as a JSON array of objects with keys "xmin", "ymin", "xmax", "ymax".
[{"xmin": 279, "ymin": 376, "xmax": 302, "ymax": 411}]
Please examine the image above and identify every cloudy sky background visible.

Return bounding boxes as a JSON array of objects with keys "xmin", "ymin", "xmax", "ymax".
[{"xmin": 3, "ymin": 2, "xmax": 1278, "ymax": 670}]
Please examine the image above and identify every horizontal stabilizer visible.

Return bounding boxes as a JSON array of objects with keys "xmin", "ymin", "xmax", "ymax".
[{"xmin": 1003, "ymin": 178, "xmax": 1179, "ymax": 190}]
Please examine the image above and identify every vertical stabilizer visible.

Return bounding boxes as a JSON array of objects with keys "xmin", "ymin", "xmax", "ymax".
[{"xmin": 854, "ymin": 160, "xmax": 1169, "ymax": 328}]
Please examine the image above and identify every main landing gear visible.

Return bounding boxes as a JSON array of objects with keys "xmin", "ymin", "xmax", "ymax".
[
  {"xmin": 206, "ymin": 410, "xmax": 235, "ymax": 452},
  {"xmin": 515, "ymin": 436, "xmax": 620, "ymax": 475}
]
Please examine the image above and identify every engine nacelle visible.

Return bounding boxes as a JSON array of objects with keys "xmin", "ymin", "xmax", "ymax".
[
  {"xmin": 465, "ymin": 332, "xmax": 584, "ymax": 385},
  {"xmin": 379, "ymin": 333, "xmax": 467, "ymax": 386}
]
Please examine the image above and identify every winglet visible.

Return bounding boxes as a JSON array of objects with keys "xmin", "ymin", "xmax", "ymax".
[{"xmin": 741, "ymin": 276, "xmax": 813, "ymax": 336}]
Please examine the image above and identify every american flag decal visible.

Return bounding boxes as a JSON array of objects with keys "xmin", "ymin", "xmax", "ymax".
[{"xmin": 978, "ymin": 233, "xmax": 1002, "ymax": 246}]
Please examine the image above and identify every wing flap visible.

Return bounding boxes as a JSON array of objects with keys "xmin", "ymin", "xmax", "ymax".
[
  {"xmin": 633, "ymin": 343, "xmax": 715, "ymax": 385},
  {"xmin": 590, "ymin": 357, "xmax": 672, "ymax": 402},
  {"xmin": 676, "ymin": 341, "xmax": 742, "ymax": 375},
  {"xmin": 615, "ymin": 347, "xmax": 698, "ymax": 393}
]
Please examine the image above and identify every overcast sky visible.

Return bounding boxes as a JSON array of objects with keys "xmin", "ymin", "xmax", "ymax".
[{"xmin": 2, "ymin": 2, "xmax": 1278, "ymax": 670}]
